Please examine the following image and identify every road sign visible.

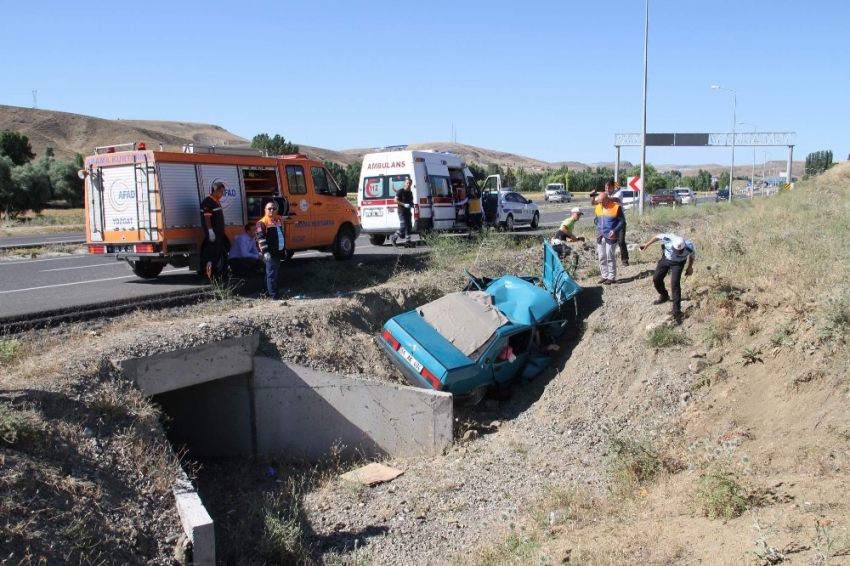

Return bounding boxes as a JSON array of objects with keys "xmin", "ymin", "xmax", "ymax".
[{"xmin": 628, "ymin": 176, "xmax": 643, "ymax": 191}]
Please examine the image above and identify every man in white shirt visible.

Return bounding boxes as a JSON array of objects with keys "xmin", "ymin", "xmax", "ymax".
[
  {"xmin": 639, "ymin": 233, "xmax": 696, "ymax": 319},
  {"xmin": 228, "ymin": 223, "xmax": 264, "ymax": 277}
]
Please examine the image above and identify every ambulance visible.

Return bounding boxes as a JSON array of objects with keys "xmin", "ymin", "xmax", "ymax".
[
  {"xmin": 357, "ymin": 148, "xmax": 478, "ymax": 245},
  {"xmin": 82, "ymin": 142, "xmax": 360, "ymax": 279}
]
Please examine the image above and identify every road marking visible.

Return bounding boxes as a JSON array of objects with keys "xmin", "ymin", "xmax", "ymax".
[
  {"xmin": 0, "ymin": 270, "xmax": 180, "ymax": 294},
  {"xmin": 0, "ymin": 255, "xmax": 97, "ymax": 266},
  {"xmin": 41, "ymin": 263, "xmax": 125, "ymax": 272}
]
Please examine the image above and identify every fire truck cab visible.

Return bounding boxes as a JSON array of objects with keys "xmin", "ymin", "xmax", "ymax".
[{"xmin": 83, "ymin": 143, "xmax": 360, "ymax": 279}]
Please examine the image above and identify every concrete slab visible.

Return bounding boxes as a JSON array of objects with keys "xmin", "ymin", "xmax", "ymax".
[
  {"xmin": 253, "ymin": 357, "xmax": 453, "ymax": 459},
  {"xmin": 118, "ymin": 334, "xmax": 259, "ymax": 396},
  {"xmin": 173, "ymin": 477, "xmax": 215, "ymax": 566}
]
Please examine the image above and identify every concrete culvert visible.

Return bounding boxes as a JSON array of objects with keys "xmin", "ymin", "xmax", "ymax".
[{"xmin": 118, "ymin": 333, "xmax": 453, "ymax": 565}]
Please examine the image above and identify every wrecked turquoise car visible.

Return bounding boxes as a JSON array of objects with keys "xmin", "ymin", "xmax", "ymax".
[{"xmin": 379, "ymin": 241, "xmax": 582, "ymax": 401}]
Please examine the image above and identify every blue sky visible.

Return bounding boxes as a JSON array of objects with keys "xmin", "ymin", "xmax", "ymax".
[{"xmin": 1, "ymin": 0, "xmax": 847, "ymax": 167}]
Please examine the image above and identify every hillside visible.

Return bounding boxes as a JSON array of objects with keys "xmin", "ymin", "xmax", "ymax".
[
  {"xmin": 2, "ymin": 165, "xmax": 850, "ymax": 564},
  {"xmin": 0, "ymin": 105, "xmax": 806, "ymax": 177}
]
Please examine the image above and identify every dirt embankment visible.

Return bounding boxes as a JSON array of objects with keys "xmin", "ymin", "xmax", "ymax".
[{"xmin": 3, "ymin": 166, "xmax": 850, "ymax": 564}]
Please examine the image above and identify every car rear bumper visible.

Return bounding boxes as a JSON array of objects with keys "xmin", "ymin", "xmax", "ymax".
[{"xmin": 379, "ymin": 339, "xmax": 435, "ymax": 391}]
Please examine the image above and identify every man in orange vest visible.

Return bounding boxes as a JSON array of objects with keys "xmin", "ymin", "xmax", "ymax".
[
  {"xmin": 255, "ymin": 200, "xmax": 286, "ymax": 300},
  {"xmin": 594, "ymin": 192, "xmax": 625, "ymax": 285}
]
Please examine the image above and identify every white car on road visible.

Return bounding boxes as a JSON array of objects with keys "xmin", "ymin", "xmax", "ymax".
[
  {"xmin": 482, "ymin": 190, "xmax": 540, "ymax": 231},
  {"xmin": 547, "ymin": 190, "xmax": 573, "ymax": 203},
  {"xmin": 673, "ymin": 187, "xmax": 696, "ymax": 204}
]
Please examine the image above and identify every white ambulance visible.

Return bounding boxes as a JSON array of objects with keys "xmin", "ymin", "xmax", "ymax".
[{"xmin": 357, "ymin": 148, "xmax": 477, "ymax": 245}]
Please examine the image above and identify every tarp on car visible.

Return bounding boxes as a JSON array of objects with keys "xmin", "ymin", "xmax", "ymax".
[{"xmin": 417, "ymin": 291, "xmax": 508, "ymax": 359}]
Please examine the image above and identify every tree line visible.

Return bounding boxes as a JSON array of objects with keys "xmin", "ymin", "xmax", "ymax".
[
  {"xmin": 0, "ymin": 131, "xmax": 84, "ymax": 220},
  {"xmin": 804, "ymin": 150, "xmax": 833, "ymax": 178}
]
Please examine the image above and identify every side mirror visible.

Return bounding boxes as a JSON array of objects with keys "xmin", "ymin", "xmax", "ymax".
[
  {"xmin": 336, "ymin": 188, "xmax": 347, "ymax": 197},
  {"xmin": 526, "ymin": 199, "xmax": 533, "ymax": 204}
]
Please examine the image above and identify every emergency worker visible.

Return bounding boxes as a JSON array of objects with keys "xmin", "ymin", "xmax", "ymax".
[
  {"xmin": 594, "ymin": 192, "xmax": 624, "ymax": 285},
  {"xmin": 200, "ymin": 181, "xmax": 227, "ymax": 280},
  {"xmin": 256, "ymin": 200, "xmax": 285, "ymax": 300},
  {"xmin": 592, "ymin": 179, "xmax": 629, "ymax": 265},
  {"xmin": 639, "ymin": 233, "xmax": 696, "ymax": 319},
  {"xmin": 465, "ymin": 183, "xmax": 483, "ymax": 232},
  {"xmin": 390, "ymin": 178, "xmax": 414, "ymax": 247}
]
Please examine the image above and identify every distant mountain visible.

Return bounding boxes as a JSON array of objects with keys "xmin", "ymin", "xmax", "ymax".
[{"xmin": 0, "ymin": 105, "xmax": 804, "ymax": 177}]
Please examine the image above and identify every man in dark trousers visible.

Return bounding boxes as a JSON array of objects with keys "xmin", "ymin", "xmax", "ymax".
[
  {"xmin": 200, "ymin": 181, "xmax": 227, "ymax": 280},
  {"xmin": 639, "ymin": 233, "xmax": 696, "ymax": 319},
  {"xmin": 255, "ymin": 200, "xmax": 285, "ymax": 300},
  {"xmin": 390, "ymin": 178, "xmax": 414, "ymax": 247},
  {"xmin": 591, "ymin": 179, "xmax": 629, "ymax": 265}
]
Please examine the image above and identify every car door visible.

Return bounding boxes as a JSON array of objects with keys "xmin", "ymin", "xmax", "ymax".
[
  {"xmin": 309, "ymin": 165, "xmax": 343, "ymax": 245},
  {"xmin": 490, "ymin": 329, "xmax": 532, "ymax": 384},
  {"xmin": 506, "ymin": 192, "xmax": 527, "ymax": 223},
  {"xmin": 281, "ymin": 163, "xmax": 313, "ymax": 249}
]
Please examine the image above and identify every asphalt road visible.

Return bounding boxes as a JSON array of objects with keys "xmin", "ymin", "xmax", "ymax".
[
  {"xmin": 0, "ymin": 196, "xmax": 725, "ymax": 319},
  {"xmin": 0, "ymin": 232, "xmax": 86, "ymax": 249}
]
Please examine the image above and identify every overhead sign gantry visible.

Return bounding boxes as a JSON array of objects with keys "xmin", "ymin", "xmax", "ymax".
[{"xmin": 613, "ymin": 132, "xmax": 796, "ymax": 188}]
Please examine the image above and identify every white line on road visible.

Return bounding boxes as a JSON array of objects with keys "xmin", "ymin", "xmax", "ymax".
[
  {"xmin": 0, "ymin": 255, "xmax": 96, "ymax": 266},
  {"xmin": 41, "ymin": 263, "xmax": 125, "ymax": 272},
  {"xmin": 0, "ymin": 270, "xmax": 180, "ymax": 294}
]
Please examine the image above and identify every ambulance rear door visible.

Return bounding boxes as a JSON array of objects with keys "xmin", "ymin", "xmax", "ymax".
[{"xmin": 426, "ymin": 162, "xmax": 454, "ymax": 230}]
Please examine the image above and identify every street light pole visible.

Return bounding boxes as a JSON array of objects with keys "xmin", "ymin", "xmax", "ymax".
[
  {"xmin": 712, "ymin": 85, "xmax": 736, "ymax": 202},
  {"xmin": 740, "ymin": 121, "xmax": 756, "ymax": 197},
  {"xmin": 639, "ymin": 0, "xmax": 649, "ymax": 216}
]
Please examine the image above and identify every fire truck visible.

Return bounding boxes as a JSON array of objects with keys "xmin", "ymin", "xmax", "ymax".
[{"xmin": 82, "ymin": 143, "xmax": 360, "ymax": 279}]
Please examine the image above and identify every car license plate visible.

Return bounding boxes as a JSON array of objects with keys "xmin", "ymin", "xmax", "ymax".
[
  {"xmin": 364, "ymin": 208, "xmax": 384, "ymax": 217},
  {"xmin": 397, "ymin": 346, "xmax": 424, "ymax": 373}
]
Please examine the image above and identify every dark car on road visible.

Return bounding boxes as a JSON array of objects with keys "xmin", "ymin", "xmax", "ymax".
[
  {"xmin": 716, "ymin": 188, "xmax": 730, "ymax": 202},
  {"xmin": 650, "ymin": 189, "xmax": 682, "ymax": 207}
]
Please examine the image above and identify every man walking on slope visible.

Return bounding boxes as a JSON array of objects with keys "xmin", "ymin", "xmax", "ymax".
[
  {"xmin": 594, "ymin": 192, "xmax": 624, "ymax": 285},
  {"xmin": 639, "ymin": 233, "xmax": 696, "ymax": 319}
]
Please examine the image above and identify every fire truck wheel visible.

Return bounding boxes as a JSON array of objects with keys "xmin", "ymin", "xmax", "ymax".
[
  {"xmin": 368, "ymin": 235, "xmax": 386, "ymax": 246},
  {"xmin": 333, "ymin": 227, "xmax": 356, "ymax": 261},
  {"xmin": 130, "ymin": 260, "xmax": 164, "ymax": 279}
]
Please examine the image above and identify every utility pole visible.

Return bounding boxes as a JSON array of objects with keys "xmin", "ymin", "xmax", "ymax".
[{"xmin": 32, "ymin": 90, "xmax": 37, "ymax": 109}]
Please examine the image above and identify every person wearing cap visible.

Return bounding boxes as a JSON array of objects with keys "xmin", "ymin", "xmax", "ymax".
[
  {"xmin": 639, "ymin": 233, "xmax": 696, "ymax": 318},
  {"xmin": 594, "ymin": 192, "xmax": 625, "ymax": 285},
  {"xmin": 553, "ymin": 207, "xmax": 586, "ymax": 243},
  {"xmin": 200, "ymin": 181, "xmax": 227, "ymax": 280}
]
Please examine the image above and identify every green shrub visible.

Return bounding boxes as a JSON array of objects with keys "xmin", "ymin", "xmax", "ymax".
[
  {"xmin": 646, "ymin": 325, "xmax": 689, "ymax": 348},
  {"xmin": 0, "ymin": 403, "xmax": 42, "ymax": 447},
  {"xmin": 696, "ymin": 463, "xmax": 751, "ymax": 520},
  {"xmin": 606, "ymin": 434, "xmax": 665, "ymax": 495},
  {"xmin": 259, "ymin": 479, "xmax": 311, "ymax": 563},
  {"xmin": 0, "ymin": 338, "xmax": 21, "ymax": 363}
]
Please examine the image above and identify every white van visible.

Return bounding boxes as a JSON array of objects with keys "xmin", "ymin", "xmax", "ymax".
[{"xmin": 358, "ymin": 149, "xmax": 477, "ymax": 245}]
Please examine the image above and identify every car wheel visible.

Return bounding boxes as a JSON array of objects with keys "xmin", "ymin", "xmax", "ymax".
[
  {"xmin": 284, "ymin": 250, "xmax": 296, "ymax": 260},
  {"xmin": 530, "ymin": 212, "xmax": 539, "ymax": 230},
  {"xmin": 505, "ymin": 214, "xmax": 515, "ymax": 231},
  {"xmin": 333, "ymin": 227, "xmax": 355, "ymax": 260},
  {"xmin": 368, "ymin": 234, "xmax": 386, "ymax": 246},
  {"xmin": 130, "ymin": 260, "xmax": 164, "ymax": 279}
]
